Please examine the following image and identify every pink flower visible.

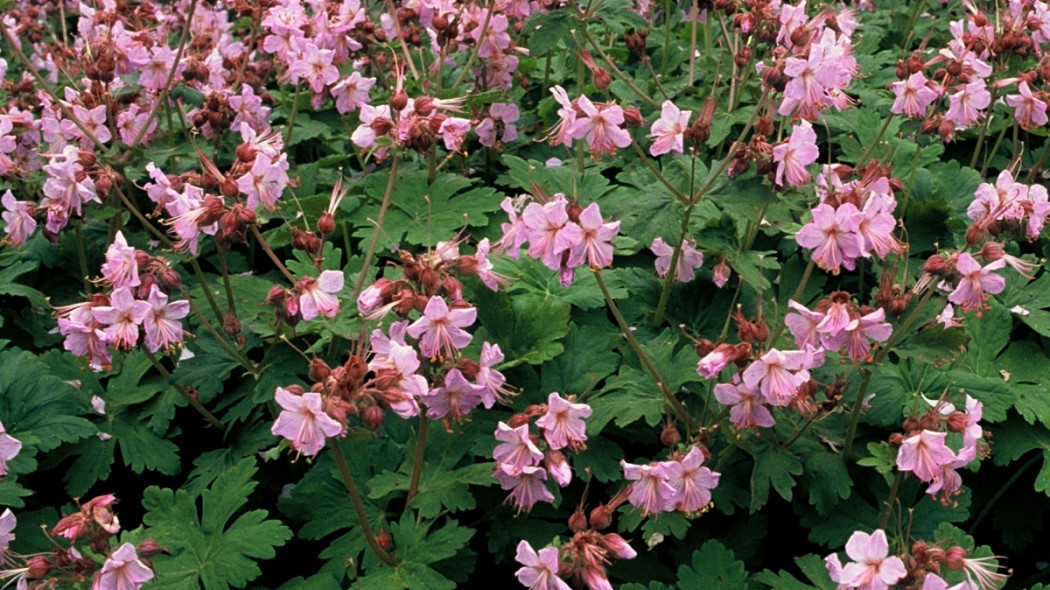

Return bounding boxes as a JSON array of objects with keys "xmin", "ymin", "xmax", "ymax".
[
  {"xmin": 714, "ymin": 379, "xmax": 775, "ymax": 429},
  {"xmin": 237, "ymin": 152, "xmax": 289, "ymax": 210},
  {"xmin": 621, "ymin": 460, "xmax": 676, "ymax": 516},
  {"xmin": 651, "ymin": 237, "xmax": 704, "ymax": 282},
  {"xmin": 420, "ymin": 369, "xmax": 486, "ymax": 420},
  {"xmin": 535, "ymin": 392, "xmax": 591, "ymax": 450},
  {"xmin": 947, "ymin": 253, "xmax": 1005, "ymax": 312},
  {"xmin": 496, "ymin": 464, "xmax": 555, "ymax": 513},
  {"xmin": 567, "ymin": 203, "xmax": 619, "ymax": 270},
  {"xmin": 825, "ymin": 529, "xmax": 907, "ymax": 590},
  {"xmin": 271, "ymin": 387, "xmax": 343, "ymax": 457},
  {"xmin": 831, "ymin": 308, "xmax": 893, "ymax": 363},
  {"xmin": 92, "ymin": 287, "xmax": 151, "ymax": 351},
  {"xmin": 476, "ymin": 341, "xmax": 512, "ymax": 407},
  {"xmin": 568, "ymin": 96, "xmax": 632, "ymax": 156},
  {"xmin": 522, "ymin": 198, "xmax": 582, "ymax": 271},
  {"xmin": 742, "ymin": 348, "xmax": 810, "ymax": 407},
  {"xmin": 0, "ymin": 421, "xmax": 21, "ymax": 477},
  {"xmin": 1005, "ymin": 81, "xmax": 1048, "ymax": 128},
  {"xmin": 796, "ymin": 203, "xmax": 864, "ymax": 274},
  {"xmin": 514, "ymin": 540, "xmax": 571, "ymax": 590},
  {"xmin": 476, "ymin": 102, "xmax": 520, "ymax": 148},
  {"xmin": 297, "ymin": 270, "xmax": 344, "ymax": 321},
  {"xmin": 1, "ymin": 190, "xmax": 36, "ymax": 246},
  {"xmin": 946, "ymin": 80, "xmax": 991, "ymax": 130},
  {"xmin": 406, "ymin": 296, "xmax": 476, "ymax": 358},
  {"xmin": 648, "ymin": 100, "xmax": 691, "ymax": 156},
  {"xmin": 100, "ymin": 231, "xmax": 140, "ymax": 289},
  {"xmin": 772, "ymin": 121, "xmax": 819, "ymax": 187},
  {"xmin": 545, "ymin": 86, "xmax": 577, "ymax": 148},
  {"xmin": 890, "ymin": 72, "xmax": 940, "ymax": 118},
  {"xmin": 92, "ymin": 543, "xmax": 154, "ymax": 590},
  {"xmin": 142, "ymin": 285, "xmax": 189, "ymax": 353},
  {"xmin": 331, "ymin": 72, "xmax": 375, "ymax": 114},
  {"xmin": 0, "ymin": 509, "xmax": 14, "ymax": 553},
  {"xmin": 664, "ymin": 446, "xmax": 720, "ymax": 512},
  {"xmin": 287, "ymin": 43, "xmax": 338, "ymax": 93},
  {"xmin": 896, "ymin": 430, "xmax": 956, "ymax": 482},
  {"xmin": 494, "ymin": 422, "xmax": 543, "ymax": 475}
]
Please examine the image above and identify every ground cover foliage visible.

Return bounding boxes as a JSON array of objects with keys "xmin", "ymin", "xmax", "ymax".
[{"xmin": 0, "ymin": 0, "xmax": 1049, "ymax": 587}]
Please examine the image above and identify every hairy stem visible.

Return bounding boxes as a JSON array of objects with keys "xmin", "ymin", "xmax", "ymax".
[
  {"xmin": 405, "ymin": 416, "xmax": 430, "ymax": 510},
  {"xmin": 878, "ymin": 470, "xmax": 903, "ymax": 530},
  {"xmin": 330, "ymin": 441, "xmax": 400, "ymax": 568},
  {"xmin": 594, "ymin": 269, "xmax": 698, "ymax": 429},
  {"xmin": 351, "ymin": 154, "xmax": 401, "ymax": 304},
  {"xmin": 250, "ymin": 225, "xmax": 298, "ymax": 284},
  {"xmin": 130, "ymin": 0, "xmax": 198, "ymax": 147},
  {"xmin": 144, "ymin": 349, "xmax": 224, "ymax": 429}
]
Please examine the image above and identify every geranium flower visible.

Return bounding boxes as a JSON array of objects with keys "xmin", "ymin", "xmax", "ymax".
[
  {"xmin": 772, "ymin": 121, "xmax": 819, "ymax": 187},
  {"xmin": 142, "ymin": 285, "xmax": 189, "ymax": 354},
  {"xmin": 825, "ymin": 529, "xmax": 907, "ymax": 590},
  {"xmin": 271, "ymin": 387, "xmax": 343, "ymax": 457},
  {"xmin": 0, "ymin": 421, "xmax": 21, "ymax": 478},
  {"xmin": 406, "ymin": 296, "xmax": 476, "ymax": 358},
  {"xmin": 91, "ymin": 543, "xmax": 154, "ymax": 590},
  {"xmin": 535, "ymin": 392, "xmax": 591, "ymax": 450},
  {"xmin": 648, "ymin": 100, "xmax": 691, "ymax": 156},
  {"xmin": 568, "ymin": 96, "xmax": 632, "ymax": 156},
  {"xmin": 515, "ymin": 541, "xmax": 570, "ymax": 590},
  {"xmin": 947, "ymin": 253, "xmax": 1005, "ymax": 312}
]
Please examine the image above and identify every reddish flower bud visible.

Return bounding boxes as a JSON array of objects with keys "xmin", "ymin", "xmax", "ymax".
[
  {"xmin": 660, "ymin": 422, "xmax": 680, "ymax": 448},
  {"xmin": 569, "ymin": 509, "xmax": 588, "ymax": 533},
  {"xmin": 318, "ymin": 211, "xmax": 336, "ymax": 236},
  {"xmin": 309, "ymin": 358, "xmax": 332, "ymax": 382},
  {"xmin": 622, "ymin": 106, "xmax": 643, "ymax": 126},
  {"xmin": 589, "ymin": 505, "xmax": 613, "ymax": 531},
  {"xmin": 362, "ymin": 404, "xmax": 385, "ymax": 430}
]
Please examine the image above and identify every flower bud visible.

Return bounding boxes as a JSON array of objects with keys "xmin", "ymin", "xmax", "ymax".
[
  {"xmin": 309, "ymin": 358, "xmax": 332, "ymax": 382},
  {"xmin": 377, "ymin": 527, "xmax": 393, "ymax": 550},
  {"xmin": 569, "ymin": 509, "xmax": 588, "ymax": 533},
  {"xmin": 593, "ymin": 68, "xmax": 612, "ymax": 90},
  {"xmin": 390, "ymin": 89, "xmax": 408, "ymax": 111},
  {"xmin": 362, "ymin": 404, "xmax": 385, "ymax": 430},
  {"xmin": 946, "ymin": 411, "xmax": 969, "ymax": 433},
  {"xmin": 622, "ymin": 106, "xmax": 643, "ymax": 126},
  {"xmin": 137, "ymin": 539, "xmax": 167, "ymax": 557},
  {"xmin": 318, "ymin": 211, "xmax": 336, "ymax": 236},
  {"xmin": 660, "ymin": 422, "xmax": 680, "ymax": 448},
  {"xmin": 589, "ymin": 505, "xmax": 613, "ymax": 530},
  {"xmin": 26, "ymin": 555, "xmax": 51, "ymax": 578}
]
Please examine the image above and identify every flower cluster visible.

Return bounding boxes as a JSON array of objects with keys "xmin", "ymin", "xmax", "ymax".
[
  {"xmin": 496, "ymin": 193, "xmax": 620, "ymax": 286},
  {"xmin": 785, "ymin": 291, "xmax": 893, "ymax": 363},
  {"xmin": 827, "ymin": 529, "xmax": 1008, "ymax": 590},
  {"xmin": 892, "ymin": 394, "xmax": 986, "ymax": 505},
  {"xmin": 493, "ymin": 392, "xmax": 591, "ymax": 513},
  {"xmin": 54, "ymin": 232, "xmax": 189, "ymax": 371},
  {"xmin": 618, "ymin": 446, "xmax": 721, "ymax": 516}
]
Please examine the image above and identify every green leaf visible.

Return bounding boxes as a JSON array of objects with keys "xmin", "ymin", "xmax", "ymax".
[
  {"xmin": 677, "ymin": 539, "xmax": 751, "ymax": 590},
  {"xmin": 473, "ymin": 289, "xmax": 570, "ymax": 367},
  {"xmin": 0, "ymin": 349, "xmax": 96, "ymax": 454},
  {"xmin": 749, "ymin": 441, "xmax": 803, "ymax": 512},
  {"xmin": 803, "ymin": 450, "xmax": 852, "ymax": 515},
  {"xmin": 0, "ymin": 260, "xmax": 48, "ymax": 308},
  {"xmin": 143, "ymin": 458, "xmax": 292, "ymax": 590}
]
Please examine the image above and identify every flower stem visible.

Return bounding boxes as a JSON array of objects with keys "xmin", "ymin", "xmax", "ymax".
[
  {"xmin": 250, "ymin": 225, "xmax": 297, "ymax": 284},
  {"xmin": 594, "ymin": 269, "xmax": 698, "ymax": 429},
  {"xmin": 858, "ymin": 113, "xmax": 894, "ymax": 166},
  {"xmin": 129, "ymin": 0, "xmax": 198, "ymax": 148},
  {"xmin": 451, "ymin": 0, "xmax": 495, "ymax": 89},
  {"xmin": 74, "ymin": 223, "xmax": 92, "ymax": 295},
  {"xmin": 283, "ymin": 84, "xmax": 302, "ymax": 148},
  {"xmin": 330, "ymin": 441, "xmax": 400, "ymax": 569},
  {"xmin": 767, "ymin": 258, "xmax": 815, "ymax": 346},
  {"xmin": 178, "ymin": 284, "xmax": 255, "ymax": 372},
  {"xmin": 144, "ymin": 350, "xmax": 224, "ymax": 429},
  {"xmin": 404, "ymin": 416, "xmax": 430, "ymax": 510},
  {"xmin": 653, "ymin": 159, "xmax": 698, "ymax": 325},
  {"xmin": 351, "ymin": 154, "xmax": 401, "ymax": 304},
  {"xmin": 215, "ymin": 246, "xmax": 237, "ymax": 318},
  {"xmin": 878, "ymin": 470, "xmax": 903, "ymax": 530},
  {"xmin": 841, "ymin": 369, "xmax": 874, "ymax": 460},
  {"xmin": 579, "ymin": 27, "xmax": 659, "ymax": 109}
]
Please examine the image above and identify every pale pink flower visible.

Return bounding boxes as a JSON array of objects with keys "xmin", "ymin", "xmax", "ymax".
[
  {"xmin": 2, "ymin": 190, "xmax": 37, "ymax": 246},
  {"xmin": 568, "ymin": 96, "xmax": 632, "ymax": 156},
  {"xmin": 92, "ymin": 287, "xmax": 151, "ymax": 351},
  {"xmin": 890, "ymin": 72, "xmax": 940, "ymax": 118},
  {"xmin": 494, "ymin": 422, "xmax": 543, "ymax": 475},
  {"xmin": 0, "ymin": 509, "xmax": 14, "ymax": 553},
  {"xmin": 142, "ymin": 285, "xmax": 189, "ymax": 353},
  {"xmin": 496, "ymin": 464, "xmax": 554, "ymax": 513},
  {"xmin": 0, "ymin": 421, "xmax": 21, "ymax": 478},
  {"xmin": 100, "ymin": 231, "xmax": 140, "ymax": 289},
  {"xmin": 825, "ymin": 529, "xmax": 907, "ymax": 590},
  {"xmin": 897, "ymin": 430, "xmax": 956, "ymax": 482},
  {"xmin": 651, "ymin": 237, "xmax": 704, "ymax": 282},
  {"xmin": 476, "ymin": 103, "xmax": 519, "ymax": 148},
  {"xmin": 515, "ymin": 541, "xmax": 571, "ymax": 590},
  {"xmin": 621, "ymin": 460, "xmax": 676, "ymax": 516},
  {"xmin": 796, "ymin": 203, "xmax": 864, "ymax": 273},
  {"xmin": 92, "ymin": 543, "xmax": 154, "ymax": 590},
  {"xmin": 288, "ymin": 43, "xmax": 338, "ymax": 93},
  {"xmin": 237, "ymin": 152, "xmax": 289, "ymax": 210},
  {"xmin": 714, "ymin": 379, "xmax": 775, "ymax": 429},
  {"xmin": 742, "ymin": 348, "xmax": 810, "ymax": 407},
  {"xmin": 946, "ymin": 80, "xmax": 991, "ymax": 130},
  {"xmin": 535, "ymin": 392, "xmax": 591, "ymax": 450},
  {"xmin": 271, "ymin": 387, "xmax": 343, "ymax": 457},
  {"xmin": 664, "ymin": 446, "xmax": 720, "ymax": 512},
  {"xmin": 420, "ymin": 369, "xmax": 486, "ymax": 420},
  {"xmin": 1005, "ymin": 81, "xmax": 1048, "ymax": 128},
  {"xmin": 406, "ymin": 296, "xmax": 476, "ymax": 358},
  {"xmin": 476, "ymin": 341, "xmax": 513, "ymax": 407},
  {"xmin": 522, "ymin": 198, "xmax": 582, "ymax": 271},
  {"xmin": 648, "ymin": 100, "xmax": 691, "ymax": 156},
  {"xmin": 772, "ymin": 121, "xmax": 819, "ymax": 187},
  {"xmin": 545, "ymin": 86, "xmax": 577, "ymax": 148},
  {"xmin": 567, "ymin": 203, "xmax": 618, "ymax": 270},
  {"xmin": 297, "ymin": 270, "xmax": 344, "ymax": 321},
  {"xmin": 331, "ymin": 72, "xmax": 375, "ymax": 114},
  {"xmin": 947, "ymin": 253, "xmax": 1005, "ymax": 312}
]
